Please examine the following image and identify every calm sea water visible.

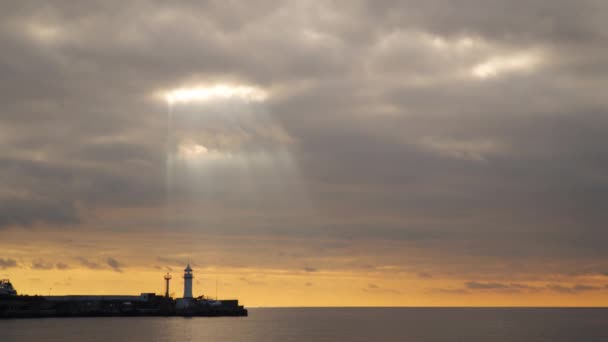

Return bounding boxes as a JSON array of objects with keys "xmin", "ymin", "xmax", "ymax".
[{"xmin": 1, "ymin": 308, "xmax": 607, "ymax": 342}]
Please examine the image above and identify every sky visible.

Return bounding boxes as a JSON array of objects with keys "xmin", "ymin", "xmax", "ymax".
[{"xmin": 1, "ymin": 0, "xmax": 608, "ymax": 307}]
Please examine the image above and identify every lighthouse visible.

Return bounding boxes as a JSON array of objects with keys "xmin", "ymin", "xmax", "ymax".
[{"xmin": 183, "ymin": 264, "xmax": 193, "ymax": 299}]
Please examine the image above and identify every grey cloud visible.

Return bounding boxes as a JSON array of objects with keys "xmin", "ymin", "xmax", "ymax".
[
  {"xmin": 465, "ymin": 281, "xmax": 510, "ymax": 290},
  {"xmin": 154, "ymin": 265, "xmax": 173, "ymax": 272},
  {"xmin": 78, "ymin": 258, "xmax": 102, "ymax": 270},
  {"xmin": 106, "ymin": 257, "xmax": 124, "ymax": 272},
  {"xmin": 1, "ymin": 0, "xmax": 608, "ymax": 280},
  {"xmin": 0, "ymin": 195, "xmax": 80, "ymax": 229},
  {"xmin": 360, "ymin": 0, "xmax": 606, "ymax": 46},
  {"xmin": 442, "ymin": 282, "xmax": 604, "ymax": 294},
  {"xmin": 0, "ymin": 258, "xmax": 18, "ymax": 269},
  {"xmin": 55, "ymin": 262, "xmax": 70, "ymax": 270},
  {"xmin": 157, "ymin": 257, "xmax": 188, "ymax": 267},
  {"xmin": 303, "ymin": 267, "xmax": 318, "ymax": 273},
  {"xmin": 362, "ymin": 283, "xmax": 401, "ymax": 294},
  {"xmin": 465, "ymin": 281, "xmax": 538, "ymax": 292},
  {"xmin": 31, "ymin": 260, "xmax": 54, "ymax": 270},
  {"xmin": 0, "ymin": 153, "xmax": 163, "ymax": 229},
  {"xmin": 547, "ymin": 284, "xmax": 603, "ymax": 294},
  {"xmin": 30, "ymin": 261, "xmax": 70, "ymax": 271}
]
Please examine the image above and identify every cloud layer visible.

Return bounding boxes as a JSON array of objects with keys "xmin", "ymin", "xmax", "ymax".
[{"xmin": 1, "ymin": 0, "xmax": 608, "ymax": 303}]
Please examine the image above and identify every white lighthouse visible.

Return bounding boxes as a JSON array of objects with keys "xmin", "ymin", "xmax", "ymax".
[{"xmin": 183, "ymin": 264, "xmax": 193, "ymax": 299}]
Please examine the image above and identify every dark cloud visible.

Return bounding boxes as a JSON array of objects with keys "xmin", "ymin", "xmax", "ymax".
[
  {"xmin": 436, "ymin": 282, "xmax": 605, "ymax": 295},
  {"xmin": 157, "ymin": 257, "xmax": 188, "ymax": 268},
  {"xmin": 106, "ymin": 257, "xmax": 124, "ymax": 272},
  {"xmin": 0, "ymin": 194, "xmax": 80, "ymax": 229},
  {"xmin": 78, "ymin": 258, "xmax": 102, "ymax": 270},
  {"xmin": 1, "ymin": 0, "xmax": 608, "ymax": 281},
  {"xmin": 362, "ymin": 0, "xmax": 605, "ymax": 44},
  {"xmin": 55, "ymin": 262, "xmax": 70, "ymax": 270},
  {"xmin": 547, "ymin": 284, "xmax": 604, "ymax": 294},
  {"xmin": 466, "ymin": 281, "xmax": 512, "ymax": 290},
  {"xmin": 303, "ymin": 267, "xmax": 318, "ymax": 273},
  {"xmin": 362, "ymin": 283, "xmax": 401, "ymax": 294},
  {"xmin": 0, "ymin": 258, "xmax": 17, "ymax": 269},
  {"xmin": 465, "ymin": 281, "xmax": 540, "ymax": 293},
  {"xmin": 31, "ymin": 260, "xmax": 54, "ymax": 270}
]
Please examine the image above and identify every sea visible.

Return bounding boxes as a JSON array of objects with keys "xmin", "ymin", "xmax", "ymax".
[{"xmin": 1, "ymin": 308, "xmax": 607, "ymax": 342}]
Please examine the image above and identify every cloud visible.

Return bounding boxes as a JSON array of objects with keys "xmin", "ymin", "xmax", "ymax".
[
  {"xmin": 0, "ymin": 195, "xmax": 80, "ymax": 229},
  {"xmin": 31, "ymin": 260, "xmax": 54, "ymax": 270},
  {"xmin": 29, "ymin": 260, "xmax": 71, "ymax": 271},
  {"xmin": 362, "ymin": 283, "xmax": 401, "ymax": 294},
  {"xmin": 547, "ymin": 284, "xmax": 603, "ymax": 294},
  {"xmin": 78, "ymin": 258, "xmax": 102, "ymax": 270},
  {"xmin": 303, "ymin": 267, "xmax": 318, "ymax": 273},
  {"xmin": 438, "ymin": 282, "xmax": 605, "ymax": 295},
  {"xmin": 464, "ymin": 281, "xmax": 535, "ymax": 291},
  {"xmin": 154, "ymin": 265, "xmax": 173, "ymax": 272},
  {"xmin": 106, "ymin": 257, "xmax": 124, "ymax": 272},
  {"xmin": 1, "ymin": 0, "xmax": 608, "ymax": 291},
  {"xmin": 55, "ymin": 262, "xmax": 70, "ymax": 270},
  {"xmin": 157, "ymin": 257, "xmax": 188, "ymax": 267},
  {"xmin": 0, "ymin": 258, "xmax": 17, "ymax": 269}
]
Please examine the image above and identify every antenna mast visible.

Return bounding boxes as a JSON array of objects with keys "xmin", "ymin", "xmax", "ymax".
[{"xmin": 164, "ymin": 273, "xmax": 172, "ymax": 298}]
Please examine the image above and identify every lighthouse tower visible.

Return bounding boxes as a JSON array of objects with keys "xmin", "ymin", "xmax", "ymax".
[{"xmin": 183, "ymin": 264, "xmax": 193, "ymax": 299}]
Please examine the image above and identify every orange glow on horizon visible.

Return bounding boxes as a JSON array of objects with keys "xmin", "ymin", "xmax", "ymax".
[
  {"xmin": 5, "ymin": 266, "xmax": 608, "ymax": 307},
  {"xmin": 3, "ymin": 228, "xmax": 608, "ymax": 307}
]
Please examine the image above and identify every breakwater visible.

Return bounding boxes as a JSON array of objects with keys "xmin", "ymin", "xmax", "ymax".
[{"xmin": 0, "ymin": 294, "xmax": 247, "ymax": 318}]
